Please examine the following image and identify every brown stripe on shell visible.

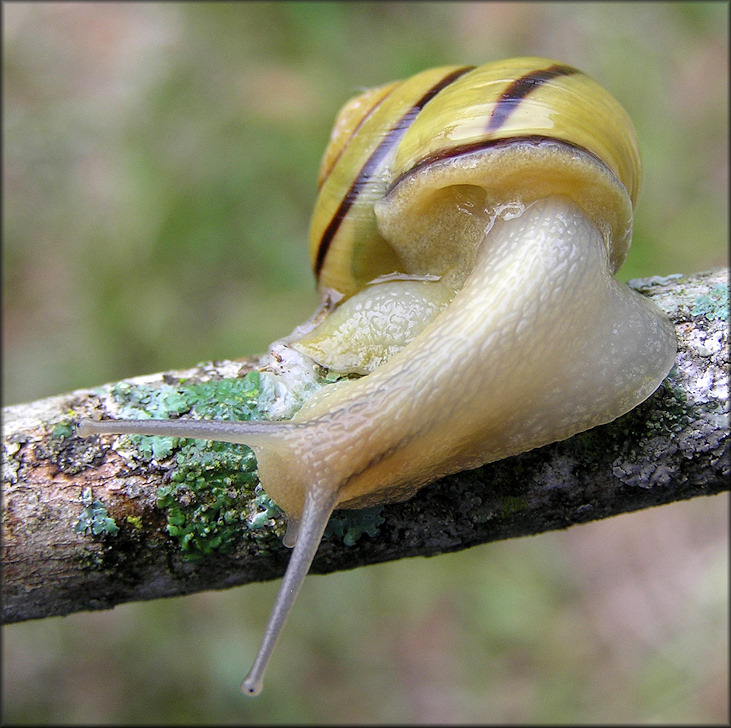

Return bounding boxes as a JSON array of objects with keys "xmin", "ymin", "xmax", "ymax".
[
  {"xmin": 385, "ymin": 135, "xmax": 608, "ymax": 196},
  {"xmin": 314, "ymin": 65, "xmax": 474, "ymax": 279},
  {"xmin": 318, "ymin": 87, "xmax": 395, "ymax": 191},
  {"xmin": 486, "ymin": 63, "xmax": 579, "ymax": 132}
]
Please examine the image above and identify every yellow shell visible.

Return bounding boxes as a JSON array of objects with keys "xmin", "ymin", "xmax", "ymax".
[{"xmin": 309, "ymin": 57, "xmax": 641, "ymax": 299}]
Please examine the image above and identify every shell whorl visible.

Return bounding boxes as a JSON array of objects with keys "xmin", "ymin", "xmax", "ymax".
[{"xmin": 309, "ymin": 57, "xmax": 641, "ymax": 298}]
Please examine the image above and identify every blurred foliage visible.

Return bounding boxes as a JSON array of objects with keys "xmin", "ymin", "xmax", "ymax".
[
  {"xmin": 2, "ymin": 2, "xmax": 727, "ymax": 724},
  {"xmin": 3, "ymin": 1, "xmax": 728, "ymax": 406}
]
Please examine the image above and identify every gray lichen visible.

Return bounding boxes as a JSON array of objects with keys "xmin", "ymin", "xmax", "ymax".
[{"xmin": 74, "ymin": 487, "xmax": 119, "ymax": 537}]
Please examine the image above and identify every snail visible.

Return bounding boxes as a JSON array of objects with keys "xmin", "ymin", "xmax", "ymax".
[{"xmin": 77, "ymin": 57, "xmax": 677, "ymax": 695}]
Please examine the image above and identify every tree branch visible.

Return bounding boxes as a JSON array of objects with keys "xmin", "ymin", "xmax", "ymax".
[{"xmin": 2, "ymin": 269, "xmax": 728, "ymax": 625}]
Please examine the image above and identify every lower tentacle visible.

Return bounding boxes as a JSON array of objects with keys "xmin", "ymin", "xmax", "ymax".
[{"xmin": 241, "ymin": 485, "xmax": 337, "ymax": 696}]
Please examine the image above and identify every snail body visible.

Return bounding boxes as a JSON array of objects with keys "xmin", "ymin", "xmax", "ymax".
[{"xmin": 77, "ymin": 57, "xmax": 677, "ymax": 695}]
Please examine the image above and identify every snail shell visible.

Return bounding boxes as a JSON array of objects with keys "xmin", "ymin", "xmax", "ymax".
[{"xmin": 77, "ymin": 57, "xmax": 677, "ymax": 695}]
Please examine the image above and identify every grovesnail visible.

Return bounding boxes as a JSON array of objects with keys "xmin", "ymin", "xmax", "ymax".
[{"xmin": 77, "ymin": 57, "xmax": 677, "ymax": 695}]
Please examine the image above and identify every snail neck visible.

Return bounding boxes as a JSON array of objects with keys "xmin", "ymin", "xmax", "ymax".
[{"xmin": 266, "ymin": 194, "xmax": 675, "ymax": 511}]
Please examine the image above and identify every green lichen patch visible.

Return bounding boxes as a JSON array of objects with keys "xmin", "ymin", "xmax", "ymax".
[
  {"xmin": 156, "ymin": 440, "xmax": 262, "ymax": 560},
  {"xmin": 247, "ymin": 486, "xmax": 284, "ymax": 531},
  {"xmin": 51, "ymin": 420, "xmax": 76, "ymax": 439},
  {"xmin": 499, "ymin": 495, "xmax": 528, "ymax": 517},
  {"xmin": 107, "ymin": 371, "xmax": 284, "ymax": 559},
  {"xmin": 126, "ymin": 515, "xmax": 143, "ymax": 530},
  {"xmin": 691, "ymin": 283, "xmax": 729, "ymax": 321},
  {"xmin": 74, "ymin": 486, "xmax": 119, "ymax": 537},
  {"xmin": 325, "ymin": 506, "xmax": 385, "ymax": 546}
]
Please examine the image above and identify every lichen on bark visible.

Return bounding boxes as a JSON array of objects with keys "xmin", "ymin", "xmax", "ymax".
[{"xmin": 2, "ymin": 268, "xmax": 728, "ymax": 624}]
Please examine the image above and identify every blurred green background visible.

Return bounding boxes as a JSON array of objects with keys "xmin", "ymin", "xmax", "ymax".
[{"xmin": 2, "ymin": 2, "xmax": 727, "ymax": 723}]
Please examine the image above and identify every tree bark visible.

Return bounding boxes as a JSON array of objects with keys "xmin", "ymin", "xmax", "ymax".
[{"xmin": 2, "ymin": 268, "xmax": 728, "ymax": 625}]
